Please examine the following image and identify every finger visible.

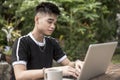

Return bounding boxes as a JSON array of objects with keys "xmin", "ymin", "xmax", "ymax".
[
  {"xmin": 75, "ymin": 60, "xmax": 84, "ymax": 72},
  {"xmin": 75, "ymin": 69, "xmax": 80, "ymax": 77},
  {"xmin": 67, "ymin": 70, "xmax": 78, "ymax": 78},
  {"xmin": 75, "ymin": 64, "xmax": 81, "ymax": 72},
  {"xmin": 68, "ymin": 68, "xmax": 80, "ymax": 78}
]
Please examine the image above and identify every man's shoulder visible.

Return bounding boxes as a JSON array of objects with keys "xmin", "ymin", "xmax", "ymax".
[
  {"xmin": 16, "ymin": 34, "xmax": 30, "ymax": 43},
  {"xmin": 19, "ymin": 34, "xmax": 30, "ymax": 40},
  {"xmin": 13, "ymin": 34, "xmax": 30, "ymax": 48}
]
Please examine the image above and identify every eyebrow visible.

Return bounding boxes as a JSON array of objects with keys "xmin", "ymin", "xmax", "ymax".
[
  {"xmin": 48, "ymin": 18, "xmax": 54, "ymax": 21},
  {"xmin": 47, "ymin": 18, "xmax": 57, "ymax": 23}
]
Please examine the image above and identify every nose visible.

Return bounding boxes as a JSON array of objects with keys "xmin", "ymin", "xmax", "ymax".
[{"xmin": 50, "ymin": 24, "xmax": 55, "ymax": 29}]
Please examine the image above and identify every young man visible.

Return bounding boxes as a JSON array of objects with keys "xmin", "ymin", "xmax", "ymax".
[{"xmin": 11, "ymin": 2, "xmax": 83, "ymax": 80}]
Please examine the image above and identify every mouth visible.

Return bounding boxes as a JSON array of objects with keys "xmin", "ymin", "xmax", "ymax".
[
  {"xmin": 47, "ymin": 30, "xmax": 54, "ymax": 34},
  {"xmin": 49, "ymin": 29, "xmax": 54, "ymax": 32}
]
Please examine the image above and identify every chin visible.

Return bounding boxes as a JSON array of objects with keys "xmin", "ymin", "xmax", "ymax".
[
  {"xmin": 44, "ymin": 31, "xmax": 53, "ymax": 36},
  {"xmin": 45, "ymin": 33, "xmax": 52, "ymax": 36}
]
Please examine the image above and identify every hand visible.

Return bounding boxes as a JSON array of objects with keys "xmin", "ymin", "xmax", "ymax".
[
  {"xmin": 56, "ymin": 66, "xmax": 80, "ymax": 78},
  {"xmin": 75, "ymin": 60, "xmax": 84, "ymax": 72}
]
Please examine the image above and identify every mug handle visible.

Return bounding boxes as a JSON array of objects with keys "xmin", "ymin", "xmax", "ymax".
[{"xmin": 44, "ymin": 73, "xmax": 47, "ymax": 80}]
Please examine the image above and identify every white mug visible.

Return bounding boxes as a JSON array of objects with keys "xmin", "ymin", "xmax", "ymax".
[
  {"xmin": 44, "ymin": 69, "xmax": 62, "ymax": 80},
  {"xmin": 63, "ymin": 78, "xmax": 74, "ymax": 80}
]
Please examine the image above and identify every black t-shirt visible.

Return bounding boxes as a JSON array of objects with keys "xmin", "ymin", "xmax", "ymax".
[{"xmin": 11, "ymin": 33, "xmax": 66, "ymax": 80}]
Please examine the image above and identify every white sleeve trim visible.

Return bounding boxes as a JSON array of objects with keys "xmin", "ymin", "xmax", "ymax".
[
  {"xmin": 57, "ymin": 55, "xmax": 67, "ymax": 63},
  {"xmin": 12, "ymin": 61, "xmax": 27, "ymax": 66}
]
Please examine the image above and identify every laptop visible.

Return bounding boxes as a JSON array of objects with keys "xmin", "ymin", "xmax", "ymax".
[{"xmin": 63, "ymin": 41, "xmax": 118, "ymax": 80}]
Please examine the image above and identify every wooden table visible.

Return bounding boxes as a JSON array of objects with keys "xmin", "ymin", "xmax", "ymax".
[
  {"xmin": 91, "ymin": 64, "xmax": 120, "ymax": 80},
  {"xmin": 53, "ymin": 62, "xmax": 120, "ymax": 80}
]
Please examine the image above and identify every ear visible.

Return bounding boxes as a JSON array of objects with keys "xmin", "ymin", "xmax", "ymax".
[{"xmin": 34, "ymin": 15, "xmax": 39, "ymax": 24}]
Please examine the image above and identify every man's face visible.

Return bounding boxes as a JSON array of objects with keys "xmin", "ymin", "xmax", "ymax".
[{"xmin": 35, "ymin": 13, "xmax": 57, "ymax": 36}]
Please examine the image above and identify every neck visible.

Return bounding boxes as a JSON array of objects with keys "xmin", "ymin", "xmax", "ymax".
[{"xmin": 32, "ymin": 29, "xmax": 44, "ymax": 42}]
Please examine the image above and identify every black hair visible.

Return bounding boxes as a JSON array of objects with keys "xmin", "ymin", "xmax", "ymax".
[{"xmin": 35, "ymin": 2, "xmax": 60, "ymax": 15}]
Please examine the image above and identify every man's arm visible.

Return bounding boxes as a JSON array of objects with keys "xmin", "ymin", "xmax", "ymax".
[
  {"xmin": 13, "ymin": 59, "xmax": 82, "ymax": 79},
  {"xmin": 13, "ymin": 64, "xmax": 44, "ymax": 80},
  {"xmin": 60, "ymin": 57, "xmax": 84, "ymax": 72},
  {"xmin": 60, "ymin": 57, "xmax": 75, "ymax": 67},
  {"xmin": 14, "ymin": 63, "xmax": 79, "ymax": 79}
]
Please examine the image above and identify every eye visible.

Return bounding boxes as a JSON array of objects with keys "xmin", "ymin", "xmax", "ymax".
[{"xmin": 47, "ymin": 20, "xmax": 53, "ymax": 24}]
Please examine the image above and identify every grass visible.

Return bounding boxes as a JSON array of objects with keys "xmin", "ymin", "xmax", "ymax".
[{"xmin": 112, "ymin": 54, "xmax": 120, "ymax": 64}]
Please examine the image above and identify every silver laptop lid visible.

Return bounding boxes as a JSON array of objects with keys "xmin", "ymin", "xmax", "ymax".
[{"xmin": 78, "ymin": 42, "xmax": 118, "ymax": 80}]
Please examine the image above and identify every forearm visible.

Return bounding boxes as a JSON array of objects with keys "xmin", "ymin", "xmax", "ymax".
[
  {"xmin": 67, "ymin": 61, "xmax": 75, "ymax": 68},
  {"xmin": 60, "ymin": 58, "xmax": 83, "ymax": 69},
  {"xmin": 15, "ymin": 69, "xmax": 44, "ymax": 80},
  {"xmin": 60, "ymin": 58, "xmax": 75, "ymax": 68}
]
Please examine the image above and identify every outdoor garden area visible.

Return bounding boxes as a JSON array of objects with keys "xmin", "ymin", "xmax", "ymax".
[{"xmin": 0, "ymin": 0, "xmax": 120, "ymax": 80}]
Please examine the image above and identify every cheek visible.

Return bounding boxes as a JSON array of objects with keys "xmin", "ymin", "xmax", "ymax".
[
  {"xmin": 38, "ymin": 20, "xmax": 48, "ymax": 26},
  {"xmin": 37, "ymin": 22, "xmax": 47, "ymax": 31}
]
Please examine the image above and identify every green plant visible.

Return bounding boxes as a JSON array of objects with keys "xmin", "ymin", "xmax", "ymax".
[
  {"xmin": 1, "ymin": 25, "xmax": 21, "ymax": 55},
  {"xmin": 112, "ymin": 54, "xmax": 120, "ymax": 64},
  {"xmin": 1, "ymin": 20, "xmax": 22, "ymax": 55},
  {"xmin": 3, "ymin": 46, "xmax": 12, "ymax": 56},
  {"xmin": 51, "ymin": 0, "xmax": 102, "ymax": 60},
  {"xmin": 0, "ymin": 0, "xmax": 22, "ymax": 56},
  {"xmin": 1, "ymin": 0, "xmax": 119, "ymax": 60}
]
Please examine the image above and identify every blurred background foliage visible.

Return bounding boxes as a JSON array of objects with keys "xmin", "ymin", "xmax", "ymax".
[{"xmin": 0, "ymin": 0, "xmax": 120, "ymax": 61}]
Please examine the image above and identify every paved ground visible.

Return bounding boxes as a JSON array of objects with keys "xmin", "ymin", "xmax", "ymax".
[{"xmin": 91, "ymin": 64, "xmax": 120, "ymax": 80}]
